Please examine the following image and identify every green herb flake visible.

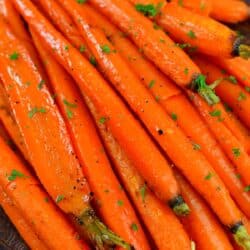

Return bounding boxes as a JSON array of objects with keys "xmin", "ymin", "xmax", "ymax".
[
  {"xmin": 205, "ymin": 172, "xmax": 213, "ymax": 180},
  {"xmin": 38, "ymin": 79, "xmax": 45, "ymax": 90},
  {"xmin": 28, "ymin": 107, "xmax": 47, "ymax": 118},
  {"xmin": 79, "ymin": 45, "xmax": 86, "ymax": 53},
  {"xmin": 171, "ymin": 112, "xmax": 178, "ymax": 121},
  {"xmin": 135, "ymin": 2, "xmax": 163, "ymax": 17},
  {"xmin": 63, "ymin": 99, "xmax": 77, "ymax": 108},
  {"xmin": 99, "ymin": 117, "xmax": 107, "ymax": 124},
  {"xmin": 148, "ymin": 80, "xmax": 156, "ymax": 89},
  {"xmin": 64, "ymin": 45, "xmax": 69, "ymax": 51},
  {"xmin": 192, "ymin": 142, "xmax": 201, "ymax": 151},
  {"xmin": 9, "ymin": 52, "xmax": 19, "ymax": 60},
  {"xmin": 245, "ymin": 86, "xmax": 250, "ymax": 92},
  {"xmin": 63, "ymin": 99, "xmax": 77, "ymax": 119},
  {"xmin": 244, "ymin": 186, "xmax": 250, "ymax": 192},
  {"xmin": 209, "ymin": 110, "xmax": 221, "ymax": 117},
  {"xmin": 76, "ymin": 0, "xmax": 86, "ymax": 4},
  {"xmin": 232, "ymin": 148, "xmax": 241, "ymax": 158},
  {"xmin": 139, "ymin": 184, "xmax": 147, "ymax": 202},
  {"xmin": 184, "ymin": 68, "xmax": 189, "ymax": 75},
  {"xmin": 238, "ymin": 92, "xmax": 247, "ymax": 101},
  {"xmin": 55, "ymin": 195, "xmax": 65, "ymax": 203},
  {"xmin": 101, "ymin": 44, "xmax": 111, "ymax": 54},
  {"xmin": 89, "ymin": 56, "xmax": 97, "ymax": 66},
  {"xmin": 131, "ymin": 223, "xmax": 139, "ymax": 231},
  {"xmin": 187, "ymin": 30, "xmax": 196, "ymax": 39},
  {"xmin": 227, "ymin": 75, "xmax": 237, "ymax": 84},
  {"xmin": 117, "ymin": 200, "xmax": 124, "ymax": 206},
  {"xmin": 8, "ymin": 169, "xmax": 27, "ymax": 181}
]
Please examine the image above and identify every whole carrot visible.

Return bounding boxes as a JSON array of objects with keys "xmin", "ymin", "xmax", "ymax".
[
  {"xmin": 85, "ymin": 0, "xmax": 219, "ymax": 104},
  {"xmin": 32, "ymin": 30, "xmax": 150, "ymax": 250},
  {"xmin": 0, "ymin": 17, "xmax": 130, "ymax": 250},
  {"xmin": 189, "ymin": 93, "xmax": 250, "ymax": 188},
  {"xmin": 216, "ymin": 57, "xmax": 250, "ymax": 88},
  {"xmin": 13, "ymin": 0, "xmax": 189, "ymax": 217},
  {"xmin": 84, "ymin": 94, "xmax": 192, "ymax": 250},
  {"xmin": 194, "ymin": 56, "xmax": 250, "ymax": 129},
  {"xmin": 129, "ymin": 0, "xmax": 250, "ymax": 59},
  {"xmin": 0, "ymin": 136, "xmax": 89, "ymax": 250},
  {"xmin": 175, "ymin": 171, "xmax": 234, "ymax": 250},
  {"xmin": 77, "ymin": 4, "xmax": 250, "ymax": 217},
  {"xmin": 210, "ymin": 0, "xmax": 250, "ymax": 23},
  {"xmin": 170, "ymin": 0, "xmax": 212, "ymax": 16}
]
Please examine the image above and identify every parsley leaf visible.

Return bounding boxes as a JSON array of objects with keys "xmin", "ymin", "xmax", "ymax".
[
  {"xmin": 9, "ymin": 52, "xmax": 19, "ymax": 60},
  {"xmin": 28, "ymin": 107, "xmax": 47, "ymax": 118},
  {"xmin": 8, "ymin": 169, "xmax": 27, "ymax": 181}
]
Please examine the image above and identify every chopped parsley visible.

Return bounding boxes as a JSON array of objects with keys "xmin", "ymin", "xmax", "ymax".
[
  {"xmin": 76, "ymin": 0, "xmax": 86, "ymax": 4},
  {"xmin": 28, "ymin": 107, "xmax": 47, "ymax": 118},
  {"xmin": 245, "ymin": 86, "xmax": 250, "ymax": 92},
  {"xmin": 38, "ymin": 79, "xmax": 45, "ymax": 90},
  {"xmin": 9, "ymin": 52, "xmax": 19, "ymax": 60},
  {"xmin": 117, "ymin": 200, "xmax": 124, "ymax": 206},
  {"xmin": 131, "ymin": 223, "xmax": 139, "ymax": 231},
  {"xmin": 139, "ymin": 184, "xmax": 147, "ymax": 202},
  {"xmin": 135, "ymin": 2, "xmax": 163, "ymax": 17},
  {"xmin": 8, "ymin": 169, "xmax": 27, "ymax": 181},
  {"xmin": 148, "ymin": 80, "xmax": 156, "ymax": 89},
  {"xmin": 192, "ymin": 142, "xmax": 201, "ymax": 151},
  {"xmin": 101, "ymin": 44, "xmax": 111, "ymax": 54},
  {"xmin": 232, "ymin": 148, "xmax": 241, "ymax": 158},
  {"xmin": 55, "ymin": 195, "xmax": 65, "ymax": 203},
  {"xmin": 205, "ymin": 172, "xmax": 213, "ymax": 180},
  {"xmin": 227, "ymin": 75, "xmax": 237, "ymax": 84},
  {"xmin": 89, "ymin": 56, "xmax": 97, "ymax": 66},
  {"xmin": 79, "ymin": 45, "xmax": 86, "ymax": 53},
  {"xmin": 63, "ymin": 99, "xmax": 77, "ymax": 119},
  {"xmin": 99, "ymin": 117, "xmax": 107, "ymax": 124},
  {"xmin": 64, "ymin": 45, "xmax": 69, "ymax": 51},
  {"xmin": 244, "ymin": 186, "xmax": 250, "ymax": 192},
  {"xmin": 238, "ymin": 92, "xmax": 247, "ymax": 101},
  {"xmin": 171, "ymin": 112, "xmax": 178, "ymax": 121},
  {"xmin": 187, "ymin": 30, "xmax": 196, "ymax": 39}
]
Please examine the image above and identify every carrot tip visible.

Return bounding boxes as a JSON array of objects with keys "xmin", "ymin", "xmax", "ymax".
[
  {"xmin": 191, "ymin": 74, "xmax": 220, "ymax": 105},
  {"xmin": 233, "ymin": 225, "xmax": 250, "ymax": 250},
  {"xmin": 78, "ymin": 209, "xmax": 132, "ymax": 250},
  {"xmin": 238, "ymin": 44, "xmax": 250, "ymax": 59}
]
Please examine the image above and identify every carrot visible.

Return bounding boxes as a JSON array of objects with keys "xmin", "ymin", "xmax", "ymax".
[
  {"xmin": 13, "ymin": 0, "xmax": 190, "ymax": 217},
  {"xmin": 189, "ymin": 92, "xmax": 250, "ymax": 188},
  {"xmin": 194, "ymin": 56, "xmax": 250, "ymax": 129},
  {"xmin": 129, "ymin": 0, "xmax": 250, "ymax": 59},
  {"xmin": 0, "ymin": 135, "xmax": 89, "ymax": 250},
  {"xmin": 0, "ymin": 17, "xmax": 130, "ymax": 250},
  {"xmin": 13, "ymin": 1, "xmax": 250, "ymax": 248},
  {"xmin": 61, "ymin": 0, "xmax": 249, "ymax": 228},
  {"xmin": 216, "ymin": 57, "xmax": 250, "ymax": 88},
  {"xmin": 170, "ymin": 0, "xmax": 212, "ymax": 16},
  {"xmin": 85, "ymin": 0, "xmax": 219, "ymax": 104},
  {"xmin": 84, "ymin": 94, "xmax": 192, "ymax": 250},
  {"xmin": 80, "ymin": 6, "xmax": 250, "ymax": 217},
  {"xmin": 175, "ymin": 171, "xmax": 234, "ymax": 250},
  {"xmin": 32, "ymin": 31, "xmax": 150, "ymax": 250},
  {"xmin": 210, "ymin": 0, "xmax": 250, "ymax": 23}
]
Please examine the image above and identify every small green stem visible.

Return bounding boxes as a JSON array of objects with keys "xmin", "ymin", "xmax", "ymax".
[
  {"xmin": 190, "ymin": 74, "xmax": 220, "ymax": 105},
  {"xmin": 238, "ymin": 44, "xmax": 250, "ymax": 59},
  {"xmin": 78, "ymin": 209, "xmax": 132, "ymax": 250},
  {"xmin": 169, "ymin": 195, "xmax": 190, "ymax": 216},
  {"xmin": 233, "ymin": 225, "xmax": 250, "ymax": 250}
]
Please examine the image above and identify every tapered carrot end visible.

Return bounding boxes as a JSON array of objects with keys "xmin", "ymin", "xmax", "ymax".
[
  {"xmin": 78, "ymin": 209, "xmax": 133, "ymax": 250},
  {"xmin": 191, "ymin": 74, "xmax": 220, "ymax": 105},
  {"xmin": 238, "ymin": 44, "xmax": 250, "ymax": 59},
  {"xmin": 233, "ymin": 225, "xmax": 250, "ymax": 250}
]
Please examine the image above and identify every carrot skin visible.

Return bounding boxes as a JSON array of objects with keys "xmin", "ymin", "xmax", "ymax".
[
  {"xmin": 32, "ymin": 31, "xmax": 150, "ymax": 250},
  {"xmin": 0, "ymin": 136, "xmax": 89, "ymax": 250},
  {"xmin": 175, "ymin": 171, "xmax": 234, "ymax": 250}
]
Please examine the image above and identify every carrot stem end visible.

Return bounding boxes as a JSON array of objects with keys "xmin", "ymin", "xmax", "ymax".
[{"xmin": 233, "ymin": 225, "xmax": 250, "ymax": 250}]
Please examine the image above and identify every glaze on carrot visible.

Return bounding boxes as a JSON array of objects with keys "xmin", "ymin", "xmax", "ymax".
[
  {"xmin": 32, "ymin": 31, "xmax": 150, "ymax": 250},
  {"xmin": 0, "ymin": 17, "xmax": 130, "ymax": 249}
]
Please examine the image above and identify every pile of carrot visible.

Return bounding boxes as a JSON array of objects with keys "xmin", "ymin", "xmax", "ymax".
[{"xmin": 0, "ymin": 0, "xmax": 249, "ymax": 249}]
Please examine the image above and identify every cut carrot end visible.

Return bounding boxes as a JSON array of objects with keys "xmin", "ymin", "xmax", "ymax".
[
  {"xmin": 78, "ymin": 209, "xmax": 132, "ymax": 250},
  {"xmin": 239, "ymin": 44, "xmax": 250, "ymax": 59},
  {"xmin": 191, "ymin": 74, "xmax": 220, "ymax": 105},
  {"xmin": 173, "ymin": 202, "xmax": 190, "ymax": 216},
  {"xmin": 233, "ymin": 225, "xmax": 250, "ymax": 250}
]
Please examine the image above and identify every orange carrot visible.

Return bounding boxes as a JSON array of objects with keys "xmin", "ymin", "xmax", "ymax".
[
  {"xmin": 194, "ymin": 56, "xmax": 250, "ymax": 129},
  {"xmin": 84, "ymin": 94, "xmax": 192, "ymax": 250},
  {"xmin": 217, "ymin": 57, "xmax": 250, "ymax": 88},
  {"xmin": 85, "ymin": 0, "xmax": 219, "ymax": 104},
  {"xmin": 13, "ymin": 0, "xmax": 190, "ymax": 217},
  {"xmin": 0, "ymin": 17, "xmax": 130, "ymax": 249},
  {"xmin": 0, "ymin": 135, "xmax": 89, "ymax": 250},
  {"xmin": 129, "ymin": 0, "xmax": 250, "ymax": 59},
  {"xmin": 175, "ymin": 171, "xmax": 234, "ymax": 250},
  {"xmin": 32, "ymin": 31, "xmax": 150, "ymax": 250},
  {"xmin": 170, "ymin": 0, "xmax": 212, "ymax": 16},
  {"xmin": 79, "ymin": 6, "xmax": 250, "ymax": 217},
  {"xmin": 190, "ymin": 92, "xmax": 250, "ymax": 188},
  {"xmin": 210, "ymin": 0, "xmax": 250, "ymax": 23}
]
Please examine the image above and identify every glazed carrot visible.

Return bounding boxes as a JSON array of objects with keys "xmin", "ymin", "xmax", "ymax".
[
  {"xmin": 13, "ymin": 0, "xmax": 189, "ymax": 216},
  {"xmin": 217, "ymin": 57, "xmax": 250, "ymax": 88},
  {"xmin": 129, "ymin": 0, "xmax": 250, "ymax": 59},
  {"xmin": 189, "ymin": 92, "xmax": 250, "ymax": 187},
  {"xmin": 79, "ymin": 6, "xmax": 250, "ymax": 217},
  {"xmin": 0, "ymin": 136, "xmax": 89, "ymax": 250},
  {"xmin": 32, "ymin": 31, "xmax": 150, "ymax": 250},
  {"xmin": 210, "ymin": 0, "xmax": 250, "ymax": 23},
  {"xmin": 194, "ymin": 56, "xmax": 250, "ymax": 129},
  {"xmin": 84, "ymin": 94, "xmax": 192, "ymax": 250},
  {"xmin": 0, "ymin": 18, "xmax": 130, "ymax": 249},
  {"xmin": 175, "ymin": 171, "xmax": 234, "ymax": 250},
  {"xmin": 13, "ymin": 1, "xmax": 250, "ymax": 248},
  {"xmin": 0, "ymin": 181, "xmax": 48, "ymax": 250},
  {"xmin": 85, "ymin": 0, "xmax": 219, "ymax": 104},
  {"xmin": 170, "ymin": 0, "xmax": 212, "ymax": 16}
]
